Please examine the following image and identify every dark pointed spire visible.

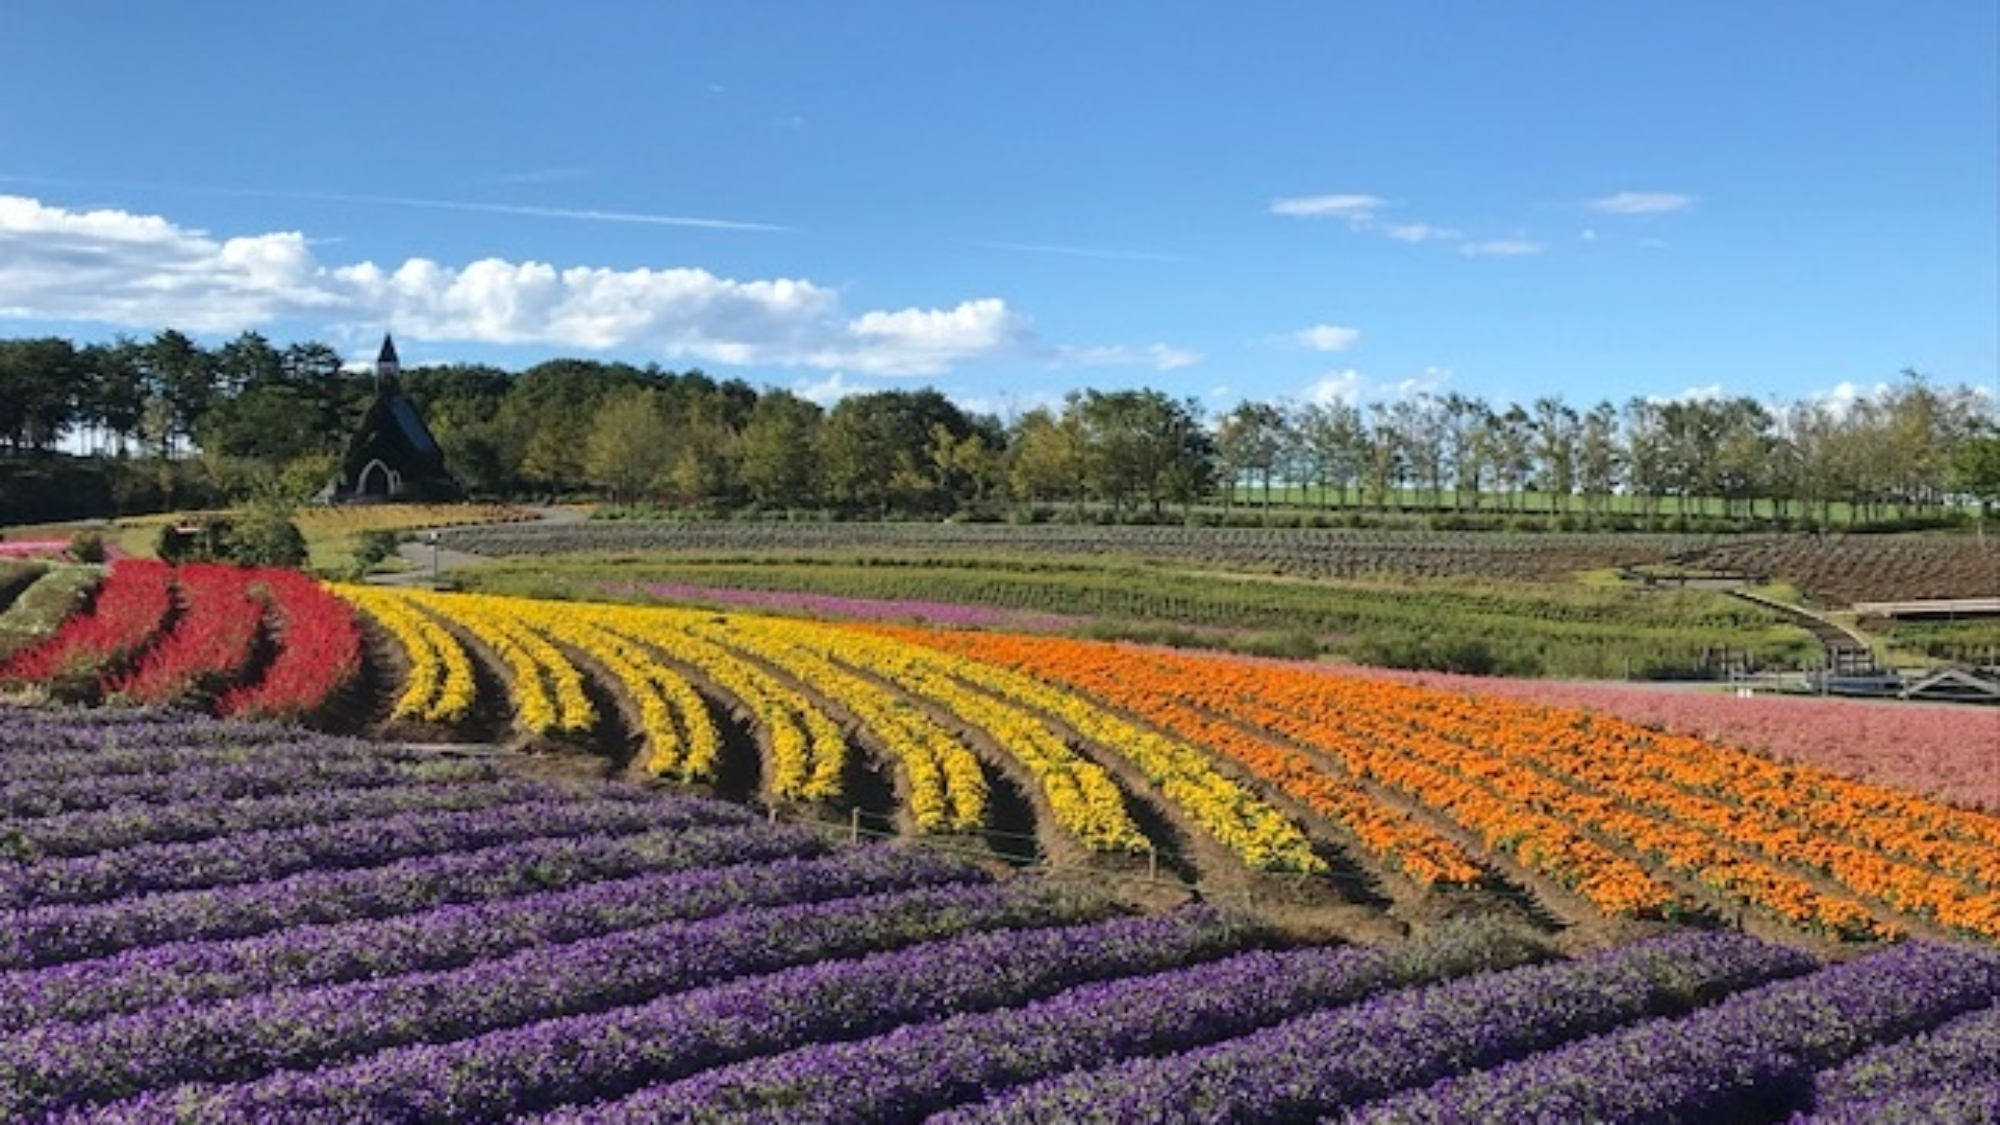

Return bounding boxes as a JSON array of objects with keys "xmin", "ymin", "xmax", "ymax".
[{"xmin": 375, "ymin": 333, "xmax": 401, "ymax": 390}]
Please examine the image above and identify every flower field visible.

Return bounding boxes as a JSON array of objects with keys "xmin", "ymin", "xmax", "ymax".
[
  {"xmin": 3, "ymin": 562, "xmax": 1995, "ymax": 950},
  {"xmin": 1, "ymin": 708, "xmax": 1996, "ymax": 1122},
  {"xmin": 313, "ymin": 584, "xmax": 1999, "ymax": 943},
  {"xmin": 1386, "ymin": 673, "xmax": 2000, "ymax": 813},
  {"xmin": 0, "ymin": 561, "xmax": 359, "ymax": 720}
]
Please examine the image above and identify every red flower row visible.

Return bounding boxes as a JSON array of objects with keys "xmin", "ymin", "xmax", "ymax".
[
  {"xmin": 218, "ymin": 571, "xmax": 363, "ymax": 720},
  {"xmin": 111, "ymin": 564, "xmax": 264, "ymax": 706},
  {"xmin": 0, "ymin": 560, "xmax": 174, "ymax": 684}
]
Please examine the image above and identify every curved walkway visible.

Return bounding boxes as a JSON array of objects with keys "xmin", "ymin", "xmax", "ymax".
[{"xmin": 364, "ymin": 505, "xmax": 586, "ymax": 587}]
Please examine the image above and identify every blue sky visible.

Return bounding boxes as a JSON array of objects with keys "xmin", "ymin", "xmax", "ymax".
[{"xmin": 2, "ymin": 2, "xmax": 1993, "ymax": 417}]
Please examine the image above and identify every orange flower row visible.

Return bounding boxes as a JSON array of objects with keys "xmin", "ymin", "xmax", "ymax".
[
  {"xmin": 865, "ymin": 626, "xmax": 1482, "ymax": 888},
  {"xmin": 1390, "ymin": 691, "xmax": 1992, "ymax": 939},
  {"xmin": 873, "ymin": 629, "xmax": 1975, "ymax": 938},
  {"xmin": 1196, "ymin": 652, "xmax": 1979, "ymax": 940}
]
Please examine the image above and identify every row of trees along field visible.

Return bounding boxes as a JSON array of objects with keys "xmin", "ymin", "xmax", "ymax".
[{"xmin": 2, "ymin": 329, "xmax": 1997, "ymax": 527}]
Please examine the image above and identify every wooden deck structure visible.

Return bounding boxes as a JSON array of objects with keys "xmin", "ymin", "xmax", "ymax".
[{"xmin": 1850, "ymin": 597, "xmax": 2000, "ymax": 620}]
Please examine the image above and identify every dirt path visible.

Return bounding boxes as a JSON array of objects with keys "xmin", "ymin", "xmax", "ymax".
[{"xmin": 365, "ymin": 506, "xmax": 586, "ymax": 587}]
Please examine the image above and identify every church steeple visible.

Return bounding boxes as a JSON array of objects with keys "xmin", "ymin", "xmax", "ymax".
[{"xmin": 375, "ymin": 334, "xmax": 401, "ymax": 389}]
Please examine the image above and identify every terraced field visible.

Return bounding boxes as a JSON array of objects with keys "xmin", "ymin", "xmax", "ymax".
[
  {"xmin": 5, "ymin": 561, "xmax": 1995, "ymax": 950},
  {"xmin": 431, "ymin": 520, "xmax": 1716, "ymax": 583},
  {"xmin": 1675, "ymin": 533, "xmax": 2000, "ymax": 606},
  {"xmin": 3, "ymin": 708, "xmax": 1997, "ymax": 1123}
]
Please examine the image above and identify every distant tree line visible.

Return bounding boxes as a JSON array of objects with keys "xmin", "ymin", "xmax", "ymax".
[{"xmin": 2, "ymin": 329, "xmax": 1996, "ymax": 529}]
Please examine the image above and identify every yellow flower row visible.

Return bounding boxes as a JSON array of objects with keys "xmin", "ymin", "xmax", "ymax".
[
  {"xmin": 871, "ymin": 628, "xmax": 1484, "ymax": 887},
  {"xmin": 665, "ymin": 612, "xmax": 989, "ymax": 835},
  {"xmin": 332, "ymin": 584, "xmax": 475, "ymax": 723},
  {"xmin": 978, "ymin": 643, "xmax": 1679, "ymax": 917},
  {"xmin": 750, "ymin": 621, "xmax": 1147, "ymax": 853},
  {"xmin": 510, "ymin": 601, "xmax": 721, "ymax": 781},
  {"xmin": 393, "ymin": 591, "xmax": 595, "ymax": 737},
  {"xmin": 568, "ymin": 602, "xmax": 848, "ymax": 802},
  {"xmin": 853, "ymin": 628, "xmax": 1323, "ymax": 874}
]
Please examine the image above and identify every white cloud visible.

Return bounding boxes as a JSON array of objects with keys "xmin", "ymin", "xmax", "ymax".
[
  {"xmin": 1290, "ymin": 324, "xmax": 1361, "ymax": 352},
  {"xmin": 256, "ymin": 189, "xmax": 789, "ymax": 232},
  {"xmin": 1589, "ymin": 192, "xmax": 1696, "ymax": 215},
  {"xmin": 0, "ymin": 193, "xmax": 1179, "ymax": 379},
  {"xmin": 1270, "ymin": 193, "xmax": 1385, "ymax": 221},
  {"xmin": 791, "ymin": 371, "xmax": 869, "ymax": 406},
  {"xmin": 1803, "ymin": 380, "xmax": 1891, "ymax": 418},
  {"xmin": 1459, "ymin": 239, "xmax": 1545, "ymax": 258},
  {"xmin": 954, "ymin": 388, "xmax": 1064, "ymax": 422},
  {"xmin": 1396, "ymin": 367, "xmax": 1452, "ymax": 398},
  {"xmin": 1646, "ymin": 383, "xmax": 1728, "ymax": 405},
  {"xmin": 1301, "ymin": 365, "xmax": 1450, "ymax": 408},
  {"xmin": 0, "ymin": 195, "xmax": 337, "ymax": 331},
  {"xmin": 830, "ymin": 298, "xmax": 1030, "ymax": 375},
  {"xmin": 1055, "ymin": 343, "xmax": 1203, "ymax": 370},
  {"xmin": 1381, "ymin": 222, "xmax": 1462, "ymax": 244},
  {"xmin": 1303, "ymin": 368, "xmax": 1365, "ymax": 406},
  {"xmin": 1275, "ymin": 193, "xmax": 1521, "ymax": 255}
]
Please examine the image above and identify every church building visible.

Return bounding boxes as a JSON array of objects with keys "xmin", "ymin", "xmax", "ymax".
[{"xmin": 326, "ymin": 335, "xmax": 461, "ymax": 503}]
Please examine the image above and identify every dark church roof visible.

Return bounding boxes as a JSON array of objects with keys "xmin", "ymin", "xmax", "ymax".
[
  {"xmin": 327, "ymin": 334, "xmax": 460, "ymax": 502},
  {"xmin": 388, "ymin": 397, "xmax": 441, "ymax": 456}
]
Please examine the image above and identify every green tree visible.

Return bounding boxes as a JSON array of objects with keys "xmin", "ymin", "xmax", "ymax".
[
  {"xmin": 227, "ymin": 503, "xmax": 309, "ymax": 568},
  {"xmin": 737, "ymin": 390, "xmax": 823, "ymax": 509},
  {"xmin": 215, "ymin": 331, "xmax": 286, "ymax": 396},
  {"xmin": 1215, "ymin": 400, "xmax": 1289, "ymax": 508},
  {"xmin": 583, "ymin": 387, "xmax": 676, "ymax": 503},
  {"xmin": 1291, "ymin": 400, "xmax": 1366, "ymax": 509},
  {"xmin": 1006, "ymin": 407, "xmax": 1089, "ymax": 510},
  {"xmin": 1071, "ymin": 389, "xmax": 1214, "ymax": 517},
  {"xmin": 196, "ymin": 382, "xmax": 326, "ymax": 464},
  {"xmin": 140, "ymin": 330, "xmax": 217, "ymax": 458},
  {"xmin": 78, "ymin": 338, "xmax": 148, "ymax": 456},
  {"xmin": 820, "ymin": 389, "xmax": 975, "ymax": 515},
  {"xmin": 1576, "ymin": 401, "xmax": 1622, "ymax": 519},
  {"xmin": 0, "ymin": 337, "xmax": 83, "ymax": 451},
  {"xmin": 1949, "ymin": 428, "xmax": 2000, "ymax": 524},
  {"xmin": 663, "ymin": 389, "xmax": 741, "ymax": 507}
]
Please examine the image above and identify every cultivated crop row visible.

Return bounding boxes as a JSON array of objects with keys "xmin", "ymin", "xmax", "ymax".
[
  {"xmin": 1681, "ymin": 533, "xmax": 2000, "ymax": 605},
  {"xmin": 4, "ymin": 710, "xmax": 1995, "ymax": 1123},
  {"xmin": 879, "ymin": 629, "xmax": 2000, "ymax": 942},
  {"xmin": 319, "ymin": 584, "xmax": 2000, "ymax": 941},
  {"xmin": 0, "ymin": 561, "xmax": 358, "ymax": 720},
  {"xmin": 434, "ymin": 520, "xmax": 1712, "ymax": 582}
]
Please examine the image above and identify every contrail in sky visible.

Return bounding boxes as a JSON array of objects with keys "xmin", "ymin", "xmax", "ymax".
[{"xmin": 0, "ymin": 174, "xmax": 789, "ymax": 232}]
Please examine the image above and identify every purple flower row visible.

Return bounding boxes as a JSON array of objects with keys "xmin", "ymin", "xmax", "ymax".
[
  {"xmin": 533, "ymin": 921, "xmax": 1548, "ymax": 1125},
  {"xmin": 935, "ymin": 930, "xmax": 1818, "ymax": 1124},
  {"xmin": 0, "ymin": 707, "xmax": 314, "ymax": 756},
  {"xmin": 1808, "ymin": 998, "xmax": 2000, "ymax": 1111},
  {"xmin": 1346, "ymin": 940, "xmax": 2000, "ymax": 1124},
  {"xmin": 1798, "ymin": 1082, "xmax": 2000, "ymax": 1125},
  {"xmin": 78, "ymin": 904, "xmax": 1251, "ymax": 1124},
  {"xmin": 0, "ymin": 844, "xmax": 978, "ymax": 1032},
  {"xmin": 12, "ymin": 776, "xmax": 579, "ymax": 858},
  {"xmin": 23, "ymin": 880, "xmax": 1102, "ymax": 1121},
  {"xmin": 0, "ymin": 751, "xmax": 493, "ymax": 821},
  {"xmin": 0, "ymin": 792, "xmax": 685, "ymax": 909},
  {"xmin": 4, "ymin": 815, "xmax": 780, "ymax": 970},
  {"xmin": 626, "ymin": 581, "xmax": 1080, "ymax": 631},
  {"xmin": 0, "ymin": 735, "xmax": 424, "ymax": 789}
]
